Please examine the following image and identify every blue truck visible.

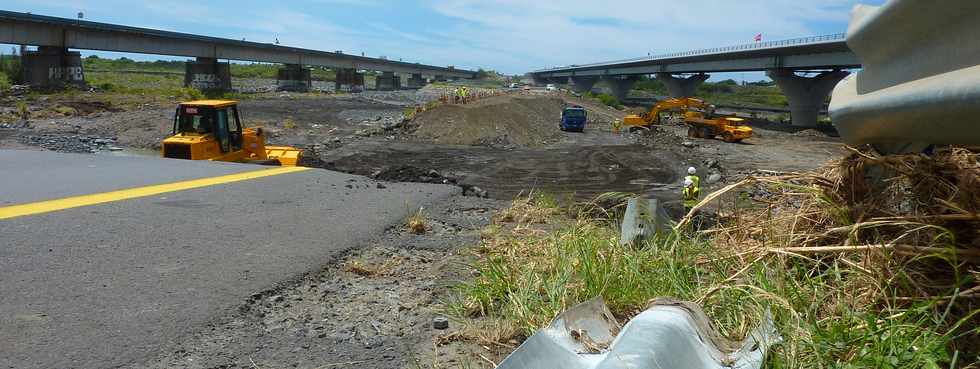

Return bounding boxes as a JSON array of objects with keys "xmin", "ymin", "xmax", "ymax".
[{"xmin": 559, "ymin": 105, "xmax": 587, "ymax": 132}]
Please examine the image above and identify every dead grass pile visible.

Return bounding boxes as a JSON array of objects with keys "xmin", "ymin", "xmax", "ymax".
[{"xmin": 682, "ymin": 146, "xmax": 980, "ymax": 351}]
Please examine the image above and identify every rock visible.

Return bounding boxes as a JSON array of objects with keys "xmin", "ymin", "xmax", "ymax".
[
  {"xmin": 707, "ymin": 173, "xmax": 722, "ymax": 184},
  {"xmin": 681, "ymin": 141, "xmax": 696, "ymax": 148},
  {"xmin": 433, "ymin": 316, "xmax": 449, "ymax": 330},
  {"xmin": 107, "ymin": 146, "xmax": 124, "ymax": 151},
  {"xmin": 462, "ymin": 185, "xmax": 488, "ymax": 198},
  {"xmin": 703, "ymin": 158, "xmax": 720, "ymax": 169},
  {"xmin": 376, "ymin": 183, "xmax": 386, "ymax": 189}
]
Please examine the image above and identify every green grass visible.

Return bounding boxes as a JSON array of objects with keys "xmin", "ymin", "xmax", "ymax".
[
  {"xmin": 582, "ymin": 91, "xmax": 623, "ymax": 109},
  {"xmin": 447, "ymin": 194, "xmax": 975, "ymax": 368}
]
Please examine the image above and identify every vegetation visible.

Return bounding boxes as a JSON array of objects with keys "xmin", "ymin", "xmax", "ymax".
[
  {"xmin": 0, "ymin": 49, "xmax": 23, "ymax": 88},
  {"xmin": 448, "ymin": 149, "xmax": 980, "ymax": 368},
  {"xmin": 406, "ymin": 207, "xmax": 429, "ymax": 234},
  {"xmin": 583, "ymin": 91, "xmax": 623, "ymax": 109},
  {"xmin": 627, "ymin": 75, "xmax": 788, "ymax": 108}
]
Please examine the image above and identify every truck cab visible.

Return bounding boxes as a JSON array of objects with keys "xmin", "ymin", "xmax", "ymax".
[{"xmin": 560, "ymin": 106, "xmax": 587, "ymax": 132}]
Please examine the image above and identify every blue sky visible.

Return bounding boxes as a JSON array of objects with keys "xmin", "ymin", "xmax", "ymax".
[{"xmin": 4, "ymin": 0, "xmax": 885, "ymax": 78}]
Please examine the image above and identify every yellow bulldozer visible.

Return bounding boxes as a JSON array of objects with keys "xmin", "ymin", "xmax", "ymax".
[
  {"xmin": 623, "ymin": 97, "xmax": 705, "ymax": 130},
  {"xmin": 161, "ymin": 100, "xmax": 302, "ymax": 166}
]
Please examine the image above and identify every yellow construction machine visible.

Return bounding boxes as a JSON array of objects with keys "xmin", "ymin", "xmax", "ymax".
[
  {"xmin": 623, "ymin": 97, "xmax": 705, "ymax": 130},
  {"xmin": 683, "ymin": 109, "xmax": 753, "ymax": 143},
  {"xmin": 161, "ymin": 100, "xmax": 302, "ymax": 166}
]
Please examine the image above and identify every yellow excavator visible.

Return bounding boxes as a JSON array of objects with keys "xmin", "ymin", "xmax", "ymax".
[
  {"xmin": 623, "ymin": 97, "xmax": 706, "ymax": 130},
  {"xmin": 624, "ymin": 97, "xmax": 753, "ymax": 143},
  {"xmin": 161, "ymin": 100, "xmax": 302, "ymax": 166}
]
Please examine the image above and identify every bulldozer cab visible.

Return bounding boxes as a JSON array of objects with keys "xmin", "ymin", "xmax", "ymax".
[{"xmin": 174, "ymin": 100, "xmax": 243, "ymax": 153}]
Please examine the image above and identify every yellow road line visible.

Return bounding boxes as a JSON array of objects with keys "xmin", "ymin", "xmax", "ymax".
[{"xmin": 0, "ymin": 166, "xmax": 310, "ymax": 220}]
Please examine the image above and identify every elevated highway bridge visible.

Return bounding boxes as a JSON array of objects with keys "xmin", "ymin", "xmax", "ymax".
[
  {"xmin": 0, "ymin": 10, "xmax": 476, "ymax": 92},
  {"xmin": 530, "ymin": 34, "xmax": 861, "ymax": 127}
]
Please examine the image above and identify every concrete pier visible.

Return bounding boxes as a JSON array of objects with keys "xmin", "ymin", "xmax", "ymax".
[
  {"xmin": 407, "ymin": 73, "xmax": 426, "ymax": 89},
  {"xmin": 569, "ymin": 76, "xmax": 599, "ymax": 94},
  {"xmin": 22, "ymin": 46, "xmax": 85, "ymax": 88},
  {"xmin": 768, "ymin": 69, "xmax": 849, "ymax": 127},
  {"xmin": 603, "ymin": 76, "xmax": 639, "ymax": 101},
  {"xmin": 335, "ymin": 68, "xmax": 364, "ymax": 92},
  {"xmin": 655, "ymin": 73, "xmax": 709, "ymax": 98},
  {"xmin": 184, "ymin": 57, "xmax": 231, "ymax": 91},
  {"xmin": 276, "ymin": 64, "xmax": 311, "ymax": 92},
  {"xmin": 375, "ymin": 71, "xmax": 401, "ymax": 91}
]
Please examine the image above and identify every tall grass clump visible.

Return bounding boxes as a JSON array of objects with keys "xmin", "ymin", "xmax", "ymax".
[{"xmin": 447, "ymin": 147, "xmax": 980, "ymax": 368}]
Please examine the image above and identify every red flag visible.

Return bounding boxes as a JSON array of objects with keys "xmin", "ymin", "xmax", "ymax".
[{"xmin": 754, "ymin": 33, "xmax": 762, "ymax": 42}]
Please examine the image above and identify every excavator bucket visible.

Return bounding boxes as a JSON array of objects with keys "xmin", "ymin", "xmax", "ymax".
[{"xmin": 264, "ymin": 146, "xmax": 302, "ymax": 166}]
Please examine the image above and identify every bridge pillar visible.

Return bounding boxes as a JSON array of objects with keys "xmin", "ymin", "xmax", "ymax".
[
  {"xmin": 569, "ymin": 76, "xmax": 599, "ymax": 93},
  {"xmin": 767, "ymin": 69, "xmax": 849, "ymax": 127},
  {"xmin": 603, "ymin": 75, "xmax": 639, "ymax": 101},
  {"xmin": 184, "ymin": 57, "xmax": 231, "ymax": 91},
  {"xmin": 276, "ymin": 64, "xmax": 311, "ymax": 92},
  {"xmin": 407, "ymin": 73, "xmax": 426, "ymax": 89},
  {"xmin": 375, "ymin": 71, "xmax": 401, "ymax": 91},
  {"xmin": 655, "ymin": 73, "xmax": 709, "ymax": 98},
  {"xmin": 22, "ymin": 46, "xmax": 85, "ymax": 88},
  {"xmin": 334, "ymin": 68, "xmax": 364, "ymax": 93}
]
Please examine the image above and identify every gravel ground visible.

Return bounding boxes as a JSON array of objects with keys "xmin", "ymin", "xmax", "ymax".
[
  {"xmin": 129, "ymin": 195, "xmax": 508, "ymax": 369},
  {"xmin": 0, "ymin": 80, "xmax": 846, "ymax": 368}
]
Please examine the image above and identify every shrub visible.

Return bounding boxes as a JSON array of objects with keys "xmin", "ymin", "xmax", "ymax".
[{"xmin": 596, "ymin": 93, "xmax": 623, "ymax": 109}]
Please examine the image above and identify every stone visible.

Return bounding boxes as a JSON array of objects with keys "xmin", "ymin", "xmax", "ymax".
[
  {"xmin": 707, "ymin": 173, "xmax": 722, "ymax": 184},
  {"xmin": 681, "ymin": 141, "xmax": 696, "ymax": 148},
  {"xmin": 433, "ymin": 316, "xmax": 449, "ymax": 330}
]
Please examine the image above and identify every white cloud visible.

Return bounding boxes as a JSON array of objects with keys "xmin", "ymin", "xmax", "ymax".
[{"xmin": 426, "ymin": 0, "xmax": 856, "ymax": 73}]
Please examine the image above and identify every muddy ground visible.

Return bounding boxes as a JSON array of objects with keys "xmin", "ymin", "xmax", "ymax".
[{"xmin": 0, "ymin": 81, "xmax": 844, "ymax": 368}]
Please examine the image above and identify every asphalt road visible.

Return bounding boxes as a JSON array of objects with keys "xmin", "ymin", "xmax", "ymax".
[{"xmin": 0, "ymin": 150, "xmax": 458, "ymax": 369}]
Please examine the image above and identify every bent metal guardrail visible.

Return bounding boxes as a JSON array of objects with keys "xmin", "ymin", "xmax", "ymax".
[{"xmin": 535, "ymin": 33, "xmax": 847, "ymax": 72}]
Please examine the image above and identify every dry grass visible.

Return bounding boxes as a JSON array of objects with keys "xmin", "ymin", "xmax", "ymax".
[
  {"xmin": 407, "ymin": 207, "xmax": 430, "ymax": 234},
  {"xmin": 448, "ymin": 147, "xmax": 980, "ymax": 368}
]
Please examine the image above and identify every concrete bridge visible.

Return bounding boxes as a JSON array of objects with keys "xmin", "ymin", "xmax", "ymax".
[
  {"xmin": 0, "ymin": 10, "xmax": 476, "ymax": 92},
  {"xmin": 529, "ymin": 34, "xmax": 860, "ymax": 126}
]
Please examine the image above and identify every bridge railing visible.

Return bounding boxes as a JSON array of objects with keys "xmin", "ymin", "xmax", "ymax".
[{"xmin": 538, "ymin": 33, "xmax": 847, "ymax": 72}]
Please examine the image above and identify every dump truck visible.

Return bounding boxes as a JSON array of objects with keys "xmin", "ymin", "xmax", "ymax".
[
  {"xmin": 559, "ymin": 105, "xmax": 587, "ymax": 132},
  {"xmin": 623, "ymin": 97, "xmax": 705, "ymax": 130},
  {"xmin": 161, "ymin": 100, "xmax": 302, "ymax": 166},
  {"xmin": 684, "ymin": 110, "xmax": 753, "ymax": 143}
]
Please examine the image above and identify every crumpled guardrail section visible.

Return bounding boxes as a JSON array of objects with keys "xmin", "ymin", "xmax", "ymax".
[
  {"xmin": 496, "ymin": 297, "xmax": 781, "ymax": 369},
  {"xmin": 830, "ymin": 0, "xmax": 980, "ymax": 153}
]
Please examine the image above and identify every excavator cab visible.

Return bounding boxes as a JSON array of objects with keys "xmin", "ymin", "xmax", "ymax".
[{"xmin": 162, "ymin": 100, "xmax": 301, "ymax": 166}]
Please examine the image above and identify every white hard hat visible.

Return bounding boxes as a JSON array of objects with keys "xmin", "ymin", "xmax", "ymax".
[
  {"xmin": 688, "ymin": 167, "xmax": 697, "ymax": 175},
  {"xmin": 684, "ymin": 178, "xmax": 694, "ymax": 187}
]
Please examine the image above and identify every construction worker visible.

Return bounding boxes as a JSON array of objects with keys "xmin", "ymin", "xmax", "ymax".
[
  {"xmin": 685, "ymin": 166, "xmax": 701, "ymax": 193},
  {"xmin": 682, "ymin": 178, "xmax": 699, "ymax": 211},
  {"xmin": 461, "ymin": 86, "xmax": 469, "ymax": 104},
  {"xmin": 452, "ymin": 88, "xmax": 460, "ymax": 104}
]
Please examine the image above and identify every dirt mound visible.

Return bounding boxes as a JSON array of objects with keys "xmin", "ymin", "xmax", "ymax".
[{"xmin": 408, "ymin": 95, "xmax": 563, "ymax": 147}]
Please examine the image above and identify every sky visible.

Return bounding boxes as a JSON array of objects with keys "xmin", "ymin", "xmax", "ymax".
[{"xmin": 4, "ymin": 0, "xmax": 886, "ymax": 79}]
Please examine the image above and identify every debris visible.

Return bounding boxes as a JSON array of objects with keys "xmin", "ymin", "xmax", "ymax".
[
  {"xmin": 433, "ymin": 316, "xmax": 449, "ymax": 330},
  {"xmin": 496, "ymin": 297, "xmax": 780, "ymax": 369}
]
